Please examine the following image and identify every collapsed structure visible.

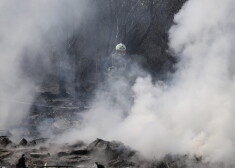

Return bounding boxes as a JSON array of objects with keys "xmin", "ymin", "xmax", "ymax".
[{"xmin": 0, "ymin": 136, "xmax": 207, "ymax": 168}]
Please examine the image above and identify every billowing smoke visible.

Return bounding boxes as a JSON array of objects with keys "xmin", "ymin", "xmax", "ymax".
[
  {"xmin": 0, "ymin": 1, "xmax": 87, "ymax": 130},
  {"xmin": 59, "ymin": 0, "xmax": 235, "ymax": 165},
  {"xmin": 1, "ymin": 0, "xmax": 235, "ymax": 166}
]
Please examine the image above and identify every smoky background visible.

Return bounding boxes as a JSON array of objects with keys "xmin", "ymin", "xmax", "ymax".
[{"xmin": 1, "ymin": 0, "xmax": 235, "ymax": 167}]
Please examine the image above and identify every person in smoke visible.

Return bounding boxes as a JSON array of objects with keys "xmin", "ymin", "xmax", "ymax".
[
  {"xmin": 105, "ymin": 43, "xmax": 143, "ymax": 84},
  {"xmin": 105, "ymin": 43, "xmax": 128, "ymax": 79},
  {"xmin": 16, "ymin": 154, "xmax": 26, "ymax": 168},
  {"xmin": 104, "ymin": 43, "xmax": 133, "ymax": 117}
]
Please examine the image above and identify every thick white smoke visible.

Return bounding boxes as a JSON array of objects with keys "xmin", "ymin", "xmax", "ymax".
[
  {"xmin": 60, "ymin": 0, "xmax": 235, "ymax": 165},
  {"xmin": 0, "ymin": 1, "xmax": 87, "ymax": 130}
]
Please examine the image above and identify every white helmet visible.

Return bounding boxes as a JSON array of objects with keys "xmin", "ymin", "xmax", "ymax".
[{"xmin": 115, "ymin": 43, "xmax": 126, "ymax": 52}]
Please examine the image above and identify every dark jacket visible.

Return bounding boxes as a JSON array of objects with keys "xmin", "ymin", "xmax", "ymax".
[{"xmin": 16, "ymin": 156, "xmax": 26, "ymax": 168}]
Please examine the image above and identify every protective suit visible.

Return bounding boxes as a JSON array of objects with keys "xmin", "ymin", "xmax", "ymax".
[{"xmin": 105, "ymin": 43, "xmax": 128, "ymax": 79}]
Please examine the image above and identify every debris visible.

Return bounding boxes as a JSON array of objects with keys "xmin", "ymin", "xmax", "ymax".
[
  {"xmin": 0, "ymin": 150, "xmax": 12, "ymax": 159},
  {"xmin": 70, "ymin": 149, "xmax": 89, "ymax": 155},
  {"xmin": 19, "ymin": 138, "xmax": 28, "ymax": 146},
  {"xmin": 68, "ymin": 141, "xmax": 86, "ymax": 149},
  {"xmin": 87, "ymin": 138, "xmax": 112, "ymax": 152},
  {"xmin": 87, "ymin": 138, "xmax": 135, "ymax": 160},
  {"xmin": 0, "ymin": 137, "xmax": 12, "ymax": 147},
  {"xmin": 108, "ymin": 159, "xmax": 135, "ymax": 167},
  {"xmin": 57, "ymin": 152, "xmax": 70, "ymax": 157},
  {"xmin": 29, "ymin": 138, "xmax": 48, "ymax": 146},
  {"xmin": 30, "ymin": 152, "xmax": 50, "ymax": 158},
  {"xmin": 0, "ymin": 137, "xmax": 206, "ymax": 167}
]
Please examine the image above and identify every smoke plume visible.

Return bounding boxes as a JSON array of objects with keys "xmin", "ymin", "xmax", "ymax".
[
  {"xmin": 1, "ymin": 0, "xmax": 235, "ymax": 166},
  {"xmin": 59, "ymin": 0, "xmax": 235, "ymax": 165},
  {"xmin": 0, "ymin": 0, "xmax": 87, "ymax": 130}
]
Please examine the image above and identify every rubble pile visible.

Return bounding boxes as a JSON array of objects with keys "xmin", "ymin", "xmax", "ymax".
[{"xmin": 0, "ymin": 136, "xmax": 208, "ymax": 168}]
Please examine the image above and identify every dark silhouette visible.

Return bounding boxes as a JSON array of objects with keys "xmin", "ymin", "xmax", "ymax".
[
  {"xmin": 95, "ymin": 162, "xmax": 105, "ymax": 168},
  {"xmin": 16, "ymin": 154, "xmax": 26, "ymax": 168}
]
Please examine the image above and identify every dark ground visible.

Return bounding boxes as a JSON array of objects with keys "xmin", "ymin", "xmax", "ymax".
[{"xmin": 0, "ymin": 137, "xmax": 208, "ymax": 168}]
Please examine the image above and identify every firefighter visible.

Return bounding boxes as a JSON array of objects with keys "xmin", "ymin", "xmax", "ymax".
[{"xmin": 106, "ymin": 43, "xmax": 127, "ymax": 79}]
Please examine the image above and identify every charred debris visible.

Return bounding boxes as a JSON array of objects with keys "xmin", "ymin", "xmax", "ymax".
[{"xmin": 0, "ymin": 137, "xmax": 207, "ymax": 168}]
